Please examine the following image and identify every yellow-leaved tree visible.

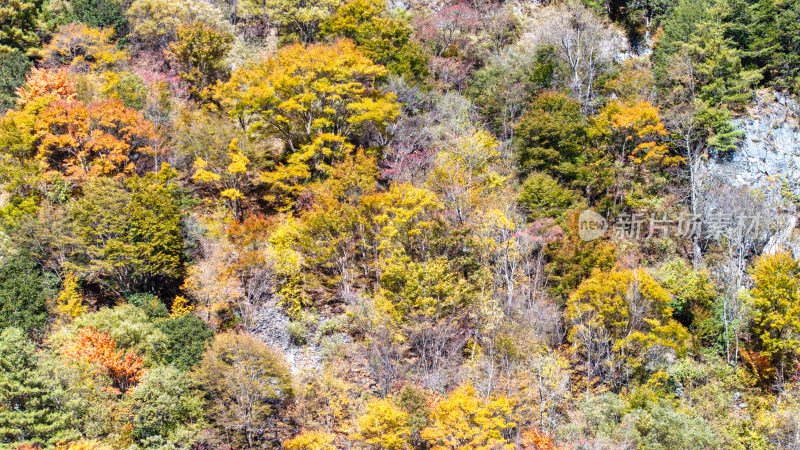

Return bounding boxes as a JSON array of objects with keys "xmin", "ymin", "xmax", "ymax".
[
  {"xmin": 589, "ymin": 100, "xmax": 683, "ymax": 208},
  {"xmin": 421, "ymin": 383, "xmax": 516, "ymax": 450},
  {"xmin": 591, "ymin": 100, "xmax": 673, "ymax": 166},
  {"xmin": 565, "ymin": 268, "xmax": 689, "ymax": 388},
  {"xmin": 361, "ymin": 183, "xmax": 442, "ymax": 266},
  {"xmin": 215, "ymin": 39, "xmax": 399, "ymax": 208},
  {"xmin": 191, "ymin": 138, "xmax": 251, "ymax": 218},
  {"xmin": 352, "ymin": 398, "xmax": 411, "ymax": 449},
  {"xmin": 169, "ymin": 295, "xmax": 194, "ymax": 318},
  {"xmin": 748, "ymin": 252, "xmax": 800, "ymax": 379},
  {"xmin": 40, "ymin": 24, "xmax": 128, "ymax": 72},
  {"xmin": 56, "ymin": 272, "xmax": 86, "ymax": 320},
  {"xmin": 427, "ymin": 128, "xmax": 507, "ymax": 227},
  {"xmin": 284, "ymin": 430, "xmax": 337, "ymax": 450}
]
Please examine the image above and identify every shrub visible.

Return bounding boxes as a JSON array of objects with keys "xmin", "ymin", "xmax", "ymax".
[{"xmin": 155, "ymin": 313, "xmax": 214, "ymax": 370}]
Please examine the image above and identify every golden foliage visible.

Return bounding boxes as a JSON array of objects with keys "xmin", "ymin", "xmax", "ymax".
[
  {"xmin": 169, "ymin": 295, "xmax": 194, "ymax": 318},
  {"xmin": 566, "ymin": 268, "xmax": 689, "ymax": 385},
  {"xmin": 284, "ymin": 430, "xmax": 337, "ymax": 450},
  {"xmin": 41, "ymin": 24, "xmax": 128, "ymax": 72},
  {"xmin": 749, "ymin": 252, "xmax": 800, "ymax": 364},
  {"xmin": 421, "ymin": 383, "xmax": 516, "ymax": 450},
  {"xmin": 592, "ymin": 100, "xmax": 682, "ymax": 167},
  {"xmin": 215, "ymin": 39, "xmax": 398, "ymax": 208},
  {"xmin": 352, "ymin": 398, "xmax": 411, "ymax": 449},
  {"xmin": 216, "ymin": 39, "xmax": 397, "ymax": 146},
  {"xmin": 56, "ymin": 272, "xmax": 86, "ymax": 320},
  {"xmin": 57, "ymin": 440, "xmax": 113, "ymax": 450}
]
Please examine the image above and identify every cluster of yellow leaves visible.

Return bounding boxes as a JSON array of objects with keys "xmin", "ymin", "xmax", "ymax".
[
  {"xmin": 227, "ymin": 146, "xmax": 249, "ymax": 174},
  {"xmin": 566, "ymin": 269, "xmax": 690, "ymax": 383},
  {"xmin": 283, "ymin": 430, "xmax": 337, "ymax": 450},
  {"xmin": 593, "ymin": 100, "xmax": 683, "ymax": 167},
  {"xmin": 217, "ymin": 39, "xmax": 398, "ymax": 146},
  {"xmin": 166, "ymin": 21, "xmax": 234, "ymax": 99},
  {"xmin": 362, "ymin": 183, "xmax": 442, "ymax": 262},
  {"xmin": 379, "ymin": 255, "xmax": 483, "ymax": 320},
  {"xmin": 352, "ymin": 398, "xmax": 411, "ymax": 449},
  {"xmin": 475, "ymin": 208, "xmax": 518, "ymax": 272},
  {"xmin": 265, "ymin": 217, "xmax": 310, "ymax": 317},
  {"xmin": 292, "ymin": 368, "xmax": 358, "ymax": 434},
  {"xmin": 748, "ymin": 252, "xmax": 800, "ymax": 362},
  {"xmin": 99, "ymin": 71, "xmax": 148, "ymax": 108},
  {"xmin": 169, "ymin": 295, "xmax": 194, "ymax": 318},
  {"xmin": 215, "ymin": 39, "xmax": 399, "ymax": 207},
  {"xmin": 61, "ymin": 328, "xmax": 146, "ymax": 394},
  {"xmin": 192, "ymin": 139, "xmax": 251, "ymax": 214},
  {"xmin": 41, "ymin": 24, "xmax": 128, "ymax": 72},
  {"xmin": 260, "ymin": 133, "xmax": 355, "ymax": 209},
  {"xmin": 238, "ymin": 0, "xmax": 343, "ymax": 41},
  {"xmin": 191, "ymin": 157, "xmax": 222, "ymax": 183},
  {"xmin": 56, "ymin": 272, "xmax": 86, "ymax": 320},
  {"xmin": 421, "ymin": 383, "xmax": 516, "ymax": 450},
  {"xmin": 57, "ymin": 440, "xmax": 113, "ymax": 450},
  {"xmin": 753, "ymin": 384, "xmax": 800, "ymax": 445}
]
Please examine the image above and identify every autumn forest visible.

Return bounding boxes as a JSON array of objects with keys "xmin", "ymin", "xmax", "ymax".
[{"xmin": 1, "ymin": 0, "xmax": 800, "ymax": 447}]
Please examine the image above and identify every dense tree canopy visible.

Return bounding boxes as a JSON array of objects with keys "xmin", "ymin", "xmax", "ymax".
[
  {"xmin": 68, "ymin": 173, "xmax": 184, "ymax": 296},
  {"xmin": 1, "ymin": 0, "xmax": 800, "ymax": 447}
]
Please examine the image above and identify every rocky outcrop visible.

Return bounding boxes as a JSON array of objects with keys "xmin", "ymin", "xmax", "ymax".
[
  {"xmin": 706, "ymin": 92, "xmax": 800, "ymax": 195},
  {"xmin": 250, "ymin": 299, "xmax": 322, "ymax": 377},
  {"xmin": 702, "ymin": 91, "xmax": 800, "ymax": 256}
]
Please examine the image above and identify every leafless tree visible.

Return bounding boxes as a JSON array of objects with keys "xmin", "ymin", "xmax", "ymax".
[
  {"xmin": 697, "ymin": 176, "xmax": 781, "ymax": 364},
  {"xmin": 519, "ymin": 1, "xmax": 627, "ymax": 113}
]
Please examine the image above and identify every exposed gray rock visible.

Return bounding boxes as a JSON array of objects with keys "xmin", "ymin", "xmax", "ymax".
[
  {"xmin": 701, "ymin": 91, "xmax": 800, "ymax": 257},
  {"xmin": 250, "ymin": 299, "xmax": 291, "ymax": 350},
  {"xmin": 250, "ymin": 299, "xmax": 322, "ymax": 376},
  {"xmin": 704, "ymin": 92, "xmax": 800, "ymax": 195}
]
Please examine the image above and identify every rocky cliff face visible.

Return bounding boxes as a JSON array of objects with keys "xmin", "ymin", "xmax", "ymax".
[
  {"xmin": 705, "ymin": 92, "xmax": 800, "ymax": 195},
  {"xmin": 702, "ymin": 91, "xmax": 800, "ymax": 255}
]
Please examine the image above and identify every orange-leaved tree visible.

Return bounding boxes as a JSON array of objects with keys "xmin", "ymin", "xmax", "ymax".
[
  {"xmin": 61, "ymin": 327, "xmax": 146, "ymax": 394},
  {"xmin": 15, "ymin": 67, "xmax": 76, "ymax": 107},
  {"xmin": 35, "ymin": 99, "xmax": 158, "ymax": 179}
]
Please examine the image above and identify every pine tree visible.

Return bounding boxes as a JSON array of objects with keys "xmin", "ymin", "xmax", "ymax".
[
  {"xmin": 0, "ymin": 0, "xmax": 44, "ymax": 54},
  {"xmin": 0, "ymin": 251, "xmax": 50, "ymax": 336},
  {"xmin": 0, "ymin": 328, "xmax": 73, "ymax": 446}
]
